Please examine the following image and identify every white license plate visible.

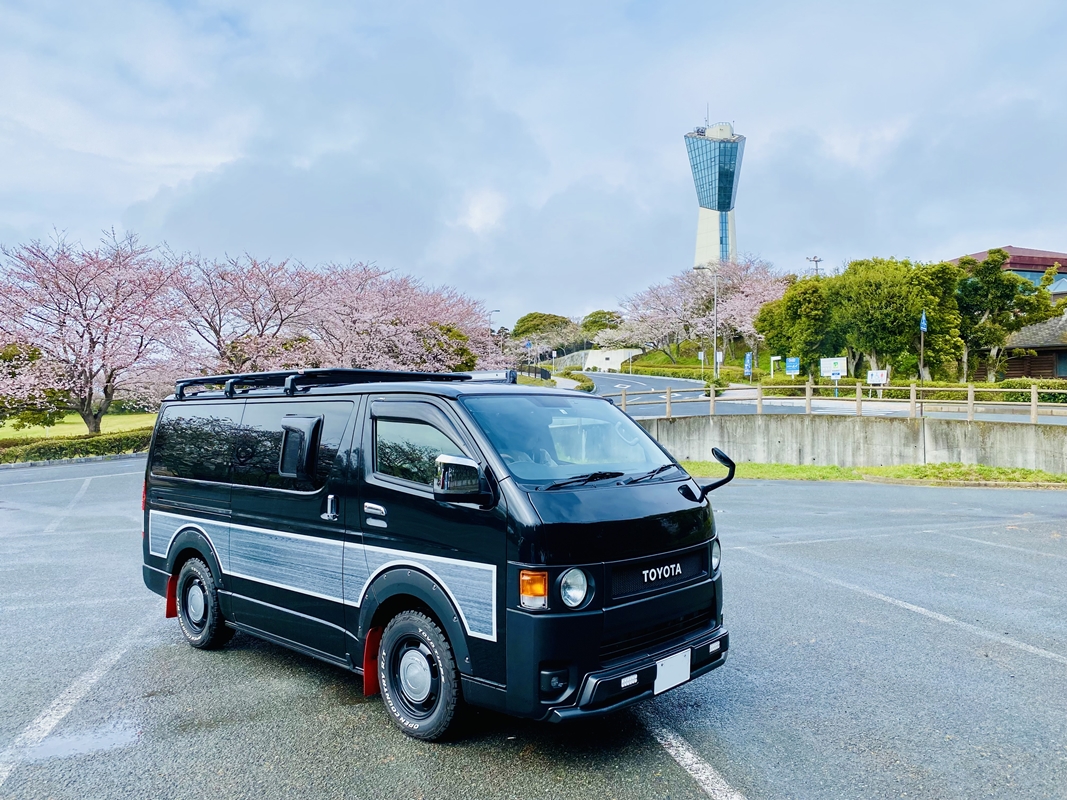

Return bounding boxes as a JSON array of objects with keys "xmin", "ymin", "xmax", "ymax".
[{"xmin": 653, "ymin": 649, "xmax": 692, "ymax": 694}]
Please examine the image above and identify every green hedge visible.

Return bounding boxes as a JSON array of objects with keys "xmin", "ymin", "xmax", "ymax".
[
  {"xmin": 0, "ymin": 427, "xmax": 154, "ymax": 464},
  {"xmin": 0, "ymin": 431, "xmax": 104, "ymax": 451},
  {"xmin": 556, "ymin": 366, "xmax": 595, "ymax": 392}
]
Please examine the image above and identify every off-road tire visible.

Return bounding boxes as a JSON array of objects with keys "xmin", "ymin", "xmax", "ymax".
[
  {"xmin": 175, "ymin": 557, "xmax": 233, "ymax": 650},
  {"xmin": 378, "ymin": 611, "xmax": 461, "ymax": 740}
]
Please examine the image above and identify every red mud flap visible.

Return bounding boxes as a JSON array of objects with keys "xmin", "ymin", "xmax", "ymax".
[
  {"xmin": 362, "ymin": 627, "xmax": 383, "ymax": 696},
  {"xmin": 165, "ymin": 574, "xmax": 178, "ymax": 618}
]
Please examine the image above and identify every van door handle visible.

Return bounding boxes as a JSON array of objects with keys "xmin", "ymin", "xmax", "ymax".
[
  {"xmin": 363, "ymin": 502, "xmax": 386, "ymax": 516},
  {"xmin": 321, "ymin": 494, "xmax": 339, "ymax": 521}
]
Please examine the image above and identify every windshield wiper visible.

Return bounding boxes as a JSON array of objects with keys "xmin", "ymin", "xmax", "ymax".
[
  {"xmin": 623, "ymin": 464, "xmax": 676, "ymax": 485},
  {"xmin": 542, "ymin": 471, "xmax": 625, "ymax": 491}
]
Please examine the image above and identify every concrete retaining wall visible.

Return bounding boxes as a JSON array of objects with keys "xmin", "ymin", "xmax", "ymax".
[{"xmin": 637, "ymin": 414, "xmax": 1067, "ymax": 473}]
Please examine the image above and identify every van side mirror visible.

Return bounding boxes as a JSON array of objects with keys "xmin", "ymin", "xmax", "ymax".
[
  {"xmin": 279, "ymin": 416, "xmax": 322, "ymax": 480},
  {"xmin": 697, "ymin": 447, "xmax": 735, "ymax": 502},
  {"xmin": 433, "ymin": 454, "xmax": 489, "ymax": 505}
]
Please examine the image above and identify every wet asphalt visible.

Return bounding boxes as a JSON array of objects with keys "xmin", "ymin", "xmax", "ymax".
[{"xmin": 1, "ymin": 457, "xmax": 1066, "ymax": 799}]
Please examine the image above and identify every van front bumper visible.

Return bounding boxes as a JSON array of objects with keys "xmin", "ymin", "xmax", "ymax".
[
  {"xmin": 503, "ymin": 575, "xmax": 726, "ymax": 720},
  {"xmin": 547, "ymin": 627, "xmax": 729, "ymax": 722}
]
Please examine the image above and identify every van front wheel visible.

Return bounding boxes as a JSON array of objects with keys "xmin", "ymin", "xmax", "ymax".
[
  {"xmin": 176, "ymin": 558, "xmax": 232, "ymax": 649},
  {"xmin": 378, "ymin": 611, "xmax": 460, "ymax": 740}
]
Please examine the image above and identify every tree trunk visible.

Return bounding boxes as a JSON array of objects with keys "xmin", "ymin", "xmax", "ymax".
[
  {"xmin": 961, "ymin": 344, "xmax": 969, "ymax": 383},
  {"xmin": 986, "ymin": 346, "xmax": 1000, "ymax": 382}
]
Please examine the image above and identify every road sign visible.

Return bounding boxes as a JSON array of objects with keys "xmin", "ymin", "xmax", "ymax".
[
  {"xmin": 716, "ymin": 351, "xmax": 723, "ymax": 364},
  {"xmin": 867, "ymin": 369, "xmax": 889, "ymax": 385},
  {"xmin": 785, "ymin": 357, "xmax": 800, "ymax": 376},
  {"xmin": 820, "ymin": 357, "xmax": 847, "ymax": 378},
  {"xmin": 831, "ymin": 370, "xmax": 841, "ymax": 380},
  {"xmin": 551, "ymin": 350, "xmax": 557, "ymax": 358},
  {"xmin": 920, "ymin": 310, "xmax": 928, "ymax": 333},
  {"xmin": 523, "ymin": 340, "xmax": 532, "ymax": 349},
  {"xmin": 698, "ymin": 351, "xmax": 705, "ymax": 362},
  {"xmin": 744, "ymin": 352, "xmax": 753, "ymax": 377}
]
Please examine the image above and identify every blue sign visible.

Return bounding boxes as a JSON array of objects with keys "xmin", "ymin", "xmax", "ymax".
[
  {"xmin": 785, "ymin": 357, "xmax": 800, "ymax": 376},
  {"xmin": 744, "ymin": 351, "xmax": 753, "ymax": 377},
  {"xmin": 920, "ymin": 310, "xmax": 928, "ymax": 333},
  {"xmin": 524, "ymin": 340, "xmax": 532, "ymax": 349}
]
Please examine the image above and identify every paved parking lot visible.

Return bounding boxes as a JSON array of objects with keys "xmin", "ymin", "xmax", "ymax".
[{"xmin": 2, "ymin": 457, "xmax": 1066, "ymax": 799}]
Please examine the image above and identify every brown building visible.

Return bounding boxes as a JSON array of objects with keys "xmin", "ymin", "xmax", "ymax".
[
  {"xmin": 1004, "ymin": 314, "xmax": 1067, "ymax": 379},
  {"xmin": 952, "ymin": 246, "xmax": 1067, "ymax": 300}
]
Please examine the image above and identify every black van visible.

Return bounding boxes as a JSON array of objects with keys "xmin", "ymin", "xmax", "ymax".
[{"xmin": 142, "ymin": 368, "xmax": 732, "ymax": 739}]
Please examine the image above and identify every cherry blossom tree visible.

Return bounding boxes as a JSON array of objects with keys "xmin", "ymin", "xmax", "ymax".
[
  {"xmin": 308, "ymin": 264, "xmax": 508, "ymax": 372},
  {"xmin": 174, "ymin": 255, "xmax": 323, "ymax": 373},
  {"xmin": 598, "ymin": 257, "xmax": 787, "ymax": 358},
  {"xmin": 0, "ymin": 233, "xmax": 182, "ymax": 433}
]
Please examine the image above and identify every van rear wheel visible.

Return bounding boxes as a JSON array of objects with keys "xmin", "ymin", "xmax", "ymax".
[
  {"xmin": 176, "ymin": 558, "xmax": 232, "ymax": 650},
  {"xmin": 378, "ymin": 611, "xmax": 460, "ymax": 740}
]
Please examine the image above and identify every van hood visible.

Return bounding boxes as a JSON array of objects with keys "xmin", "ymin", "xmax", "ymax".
[{"xmin": 523, "ymin": 479, "xmax": 713, "ymax": 564}]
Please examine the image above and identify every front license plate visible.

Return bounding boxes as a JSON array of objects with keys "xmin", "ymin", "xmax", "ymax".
[{"xmin": 653, "ymin": 649, "xmax": 692, "ymax": 694}]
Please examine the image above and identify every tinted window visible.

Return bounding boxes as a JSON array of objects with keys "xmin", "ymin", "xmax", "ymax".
[
  {"xmin": 232, "ymin": 401, "xmax": 353, "ymax": 491},
  {"xmin": 151, "ymin": 403, "xmax": 241, "ymax": 482},
  {"xmin": 375, "ymin": 419, "xmax": 464, "ymax": 486},
  {"xmin": 1057, "ymin": 352, "xmax": 1067, "ymax": 378}
]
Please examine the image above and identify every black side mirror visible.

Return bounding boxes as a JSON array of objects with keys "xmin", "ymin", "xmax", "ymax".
[
  {"xmin": 433, "ymin": 454, "xmax": 491, "ymax": 505},
  {"xmin": 697, "ymin": 447, "xmax": 735, "ymax": 502}
]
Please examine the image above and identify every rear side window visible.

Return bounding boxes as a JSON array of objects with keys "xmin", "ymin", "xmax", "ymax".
[
  {"xmin": 151, "ymin": 403, "xmax": 241, "ymax": 483},
  {"xmin": 232, "ymin": 401, "xmax": 354, "ymax": 491},
  {"xmin": 375, "ymin": 419, "xmax": 465, "ymax": 486}
]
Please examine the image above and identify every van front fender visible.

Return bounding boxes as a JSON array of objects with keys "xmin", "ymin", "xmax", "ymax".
[{"xmin": 358, "ymin": 568, "xmax": 473, "ymax": 676}]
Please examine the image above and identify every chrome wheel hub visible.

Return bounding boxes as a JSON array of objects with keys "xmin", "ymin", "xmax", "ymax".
[
  {"xmin": 185, "ymin": 582, "xmax": 206, "ymax": 623},
  {"xmin": 398, "ymin": 649, "xmax": 432, "ymax": 703}
]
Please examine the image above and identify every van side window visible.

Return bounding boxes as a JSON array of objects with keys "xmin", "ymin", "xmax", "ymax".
[
  {"xmin": 375, "ymin": 419, "xmax": 464, "ymax": 486},
  {"xmin": 233, "ymin": 401, "xmax": 353, "ymax": 491},
  {"xmin": 151, "ymin": 403, "xmax": 241, "ymax": 482}
]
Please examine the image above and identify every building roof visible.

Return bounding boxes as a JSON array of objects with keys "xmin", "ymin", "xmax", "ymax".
[
  {"xmin": 950, "ymin": 246, "xmax": 1067, "ymax": 272},
  {"xmin": 1006, "ymin": 312, "xmax": 1067, "ymax": 349}
]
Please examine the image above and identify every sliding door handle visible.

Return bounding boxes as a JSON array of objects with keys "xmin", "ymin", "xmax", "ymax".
[{"xmin": 321, "ymin": 494, "xmax": 339, "ymax": 521}]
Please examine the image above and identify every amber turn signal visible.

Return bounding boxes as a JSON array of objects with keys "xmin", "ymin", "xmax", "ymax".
[{"xmin": 519, "ymin": 570, "xmax": 548, "ymax": 610}]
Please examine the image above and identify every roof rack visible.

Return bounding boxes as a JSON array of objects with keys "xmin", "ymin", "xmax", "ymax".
[{"xmin": 174, "ymin": 368, "xmax": 472, "ymax": 400}]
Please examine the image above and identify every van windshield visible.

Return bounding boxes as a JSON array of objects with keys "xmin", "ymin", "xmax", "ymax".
[{"xmin": 461, "ymin": 394, "xmax": 680, "ymax": 487}]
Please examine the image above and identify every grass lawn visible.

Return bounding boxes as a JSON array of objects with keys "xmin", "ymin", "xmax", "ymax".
[
  {"xmin": 680, "ymin": 460, "xmax": 1067, "ymax": 485},
  {"xmin": 0, "ymin": 413, "xmax": 158, "ymax": 440},
  {"xmin": 517, "ymin": 375, "xmax": 557, "ymax": 388}
]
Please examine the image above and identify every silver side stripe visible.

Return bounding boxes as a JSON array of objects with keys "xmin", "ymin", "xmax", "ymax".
[{"xmin": 147, "ymin": 510, "xmax": 497, "ymax": 641}]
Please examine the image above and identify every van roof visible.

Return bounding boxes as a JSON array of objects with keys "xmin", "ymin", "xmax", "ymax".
[{"xmin": 168, "ymin": 368, "xmax": 583, "ymax": 402}]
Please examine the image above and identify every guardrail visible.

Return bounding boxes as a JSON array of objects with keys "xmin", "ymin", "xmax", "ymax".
[{"xmin": 600, "ymin": 383, "xmax": 1067, "ymax": 423}]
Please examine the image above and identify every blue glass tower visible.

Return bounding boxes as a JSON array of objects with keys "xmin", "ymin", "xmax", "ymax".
[{"xmin": 685, "ymin": 122, "xmax": 745, "ymax": 266}]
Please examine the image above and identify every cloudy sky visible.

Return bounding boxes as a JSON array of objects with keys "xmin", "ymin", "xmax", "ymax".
[{"xmin": 2, "ymin": 0, "xmax": 1065, "ymax": 326}]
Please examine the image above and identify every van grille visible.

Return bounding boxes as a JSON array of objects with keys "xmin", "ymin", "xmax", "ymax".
[
  {"xmin": 599, "ymin": 608, "xmax": 715, "ymax": 664},
  {"xmin": 610, "ymin": 548, "xmax": 707, "ymax": 600}
]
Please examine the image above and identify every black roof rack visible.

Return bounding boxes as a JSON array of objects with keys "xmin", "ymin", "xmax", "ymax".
[{"xmin": 174, "ymin": 368, "xmax": 473, "ymax": 400}]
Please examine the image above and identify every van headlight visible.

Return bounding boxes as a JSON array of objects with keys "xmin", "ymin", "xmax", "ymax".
[
  {"xmin": 711, "ymin": 540, "xmax": 721, "ymax": 572},
  {"xmin": 560, "ymin": 568, "xmax": 589, "ymax": 608}
]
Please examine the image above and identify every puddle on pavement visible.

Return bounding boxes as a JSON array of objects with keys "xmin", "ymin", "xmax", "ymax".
[{"xmin": 25, "ymin": 721, "xmax": 139, "ymax": 761}]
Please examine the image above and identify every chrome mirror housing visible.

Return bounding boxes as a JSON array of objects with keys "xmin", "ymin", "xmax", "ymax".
[{"xmin": 433, "ymin": 454, "xmax": 485, "ymax": 502}]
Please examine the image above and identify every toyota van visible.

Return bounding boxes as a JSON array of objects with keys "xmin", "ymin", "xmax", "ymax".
[{"xmin": 142, "ymin": 368, "xmax": 733, "ymax": 739}]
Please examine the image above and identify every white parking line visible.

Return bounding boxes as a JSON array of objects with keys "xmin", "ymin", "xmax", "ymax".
[
  {"xmin": 935, "ymin": 532, "xmax": 1067, "ymax": 561},
  {"xmin": 739, "ymin": 548, "xmax": 1067, "ymax": 666},
  {"xmin": 0, "ymin": 471, "xmax": 141, "ymax": 488},
  {"xmin": 0, "ymin": 639, "xmax": 133, "ymax": 788},
  {"xmin": 639, "ymin": 711, "xmax": 746, "ymax": 799},
  {"xmin": 42, "ymin": 478, "xmax": 91, "ymax": 534}
]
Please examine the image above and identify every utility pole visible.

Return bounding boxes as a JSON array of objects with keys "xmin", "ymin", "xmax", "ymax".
[{"xmin": 806, "ymin": 256, "xmax": 823, "ymax": 277}]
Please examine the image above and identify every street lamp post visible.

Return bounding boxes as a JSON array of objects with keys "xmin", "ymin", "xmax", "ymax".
[
  {"xmin": 488, "ymin": 309, "xmax": 501, "ymax": 352},
  {"xmin": 693, "ymin": 262, "xmax": 720, "ymax": 380}
]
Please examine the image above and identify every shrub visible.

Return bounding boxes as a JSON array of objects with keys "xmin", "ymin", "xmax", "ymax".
[{"xmin": 0, "ymin": 427, "xmax": 154, "ymax": 463}]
